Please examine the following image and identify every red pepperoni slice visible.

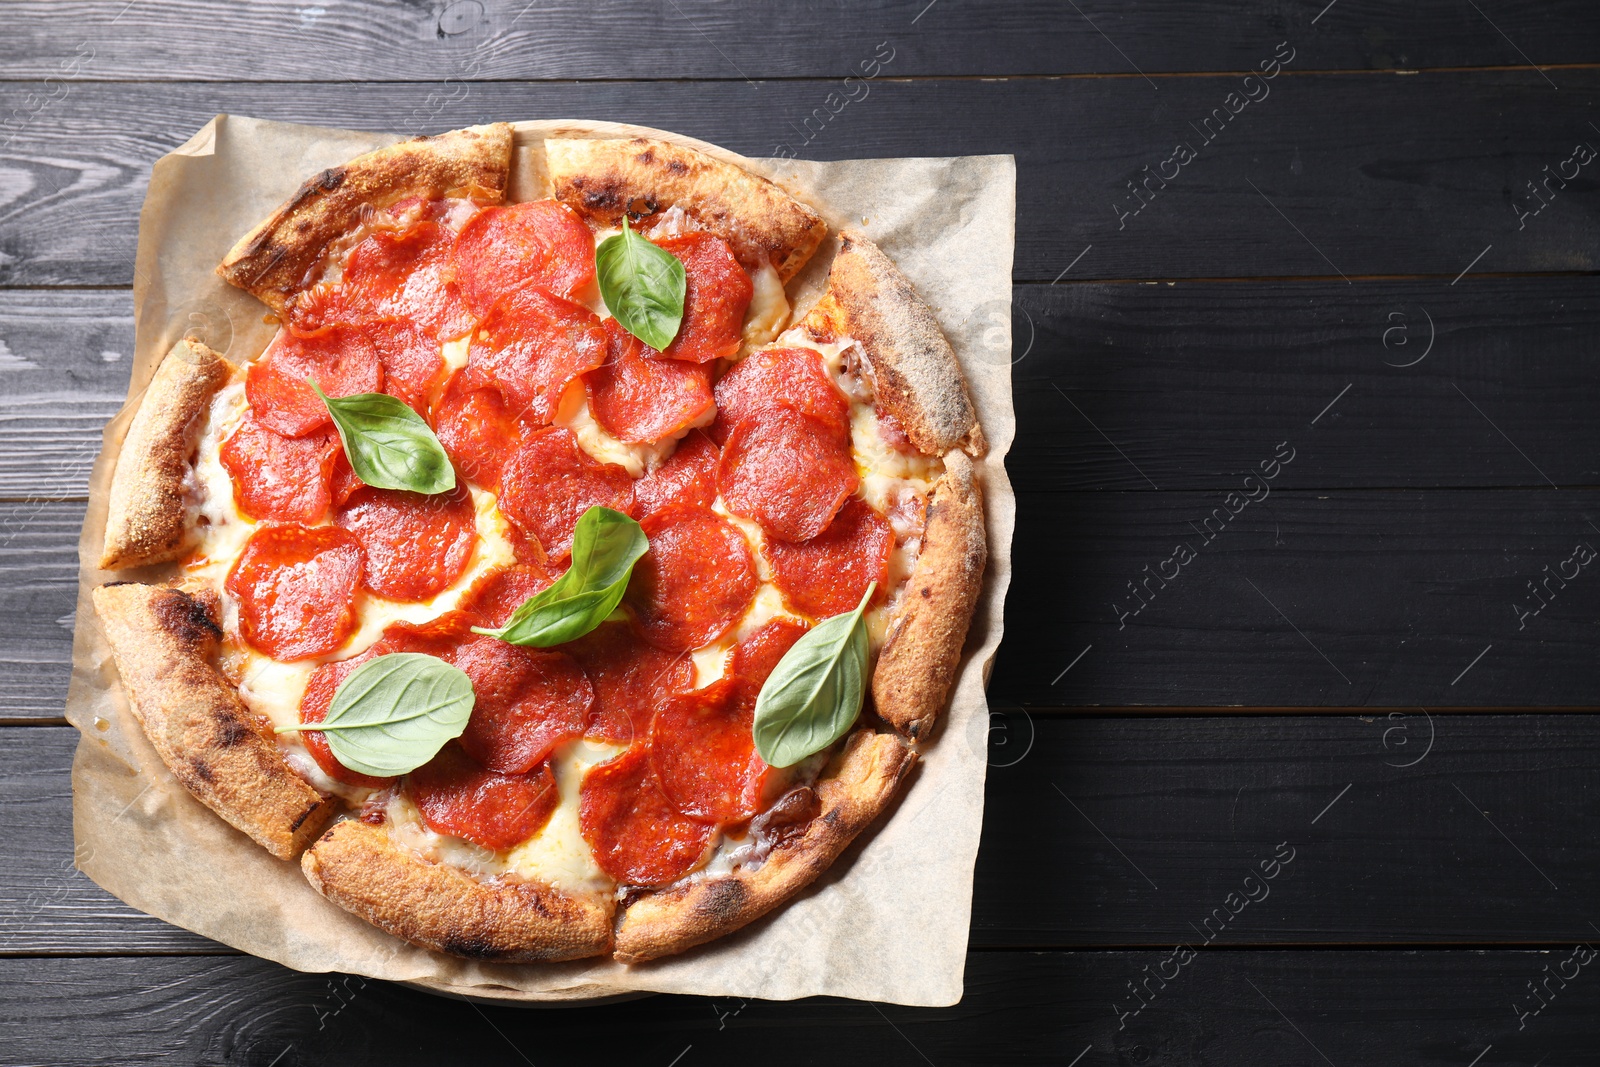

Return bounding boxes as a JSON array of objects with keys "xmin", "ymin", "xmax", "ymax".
[
  {"xmin": 564, "ymin": 621, "xmax": 695, "ymax": 743},
  {"xmin": 219, "ymin": 416, "xmax": 338, "ymax": 523},
  {"xmin": 408, "ymin": 744, "xmax": 558, "ymax": 851},
  {"xmin": 764, "ymin": 497, "xmax": 892, "ymax": 618},
  {"xmin": 625, "ymin": 504, "xmax": 758, "ymax": 651},
  {"xmin": 343, "ymin": 220, "xmax": 473, "ymax": 341},
  {"xmin": 580, "ymin": 743, "xmax": 715, "ymax": 885},
  {"xmin": 498, "ymin": 427, "xmax": 635, "ymax": 560},
  {"xmin": 297, "ymin": 655, "xmax": 392, "ymax": 789},
  {"xmin": 333, "ymin": 484, "xmax": 477, "ymax": 602},
  {"xmin": 650, "ymin": 678, "xmax": 767, "ymax": 821},
  {"xmin": 718, "ymin": 407, "xmax": 860, "ymax": 542},
  {"xmin": 458, "ymin": 563, "xmax": 555, "ymax": 628},
  {"xmin": 284, "ymin": 282, "xmax": 354, "ymax": 337},
  {"xmin": 246, "ymin": 326, "xmax": 383, "ymax": 438},
  {"xmin": 462, "ymin": 285, "xmax": 607, "ymax": 425},
  {"xmin": 585, "ymin": 318, "xmax": 715, "ymax": 444},
  {"xmin": 363, "ymin": 317, "xmax": 446, "ymax": 413},
  {"xmin": 711, "ymin": 346, "xmax": 850, "ymax": 445},
  {"xmin": 225, "ymin": 524, "xmax": 362, "ymax": 661},
  {"xmin": 431, "ymin": 370, "xmax": 527, "ymax": 492},
  {"xmin": 653, "ymin": 232, "xmax": 753, "ymax": 364},
  {"xmin": 724, "ymin": 617, "xmax": 810, "ymax": 700},
  {"xmin": 452, "ymin": 200, "xmax": 596, "ymax": 316},
  {"xmin": 453, "ymin": 635, "xmax": 593, "ymax": 774},
  {"xmin": 634, "ymin": 429, "xmax": 720, "ymax": 516},
  {"xmin": 328, "ymin": 451, "xmax": 364, "ymax": 508}
]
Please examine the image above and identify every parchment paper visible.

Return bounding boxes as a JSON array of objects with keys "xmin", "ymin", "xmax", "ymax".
[{"xmin": 65, "ymin": 115, "xmax": 1015, "ymax": 1007}]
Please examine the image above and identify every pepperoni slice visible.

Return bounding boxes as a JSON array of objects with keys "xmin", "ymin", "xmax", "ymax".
[
  {"xmin": 328, "ymin": 451, "xmax": 364, "ymax": 508},
  {"xmin": 431, "ymin": 370, "xmax": 526, "ymax": 492},
  {"xmin": 580, "ymin": 743, "xmax": 715, "ymax": 885},
  {"xmin": 453, "ymin": 635, "xmax": 593, "ymax": 774},
  {"xmin": 711, "ymin": 346, "xmax": 850, "ymax": 445},
  {"xmin": 246, "ymin": 326, "xmax": 383, "ymax": 438},
  {"xmin": 452, "ymin": 200, "xmax": 596, "ymax": 316},
  {"xmin": 462, "ymin": 285, "xmax": 607, "ymax": 425},
  {"xmin": 363, "ymin": 317, "xmax": 447, "ymax": 413},
  {"xmin": 343, "ymin": 220, "xmax": 473, "ymax": 341},
  {"xmin": 653, "ymin": 232, "xmax": 753, "ymax": 364},
  {"xmin": 284, "ymin": 282, "xmax": 354, "ymax": 336},
  {"xmin": 718, "ymin": 407, "xmax": 860, "ymax": 543},
  {"xmin": 564, "ymin": 621, "xmax": 695, "ymax": 743},
  {"xmin": 225, "ymin": 524, "xmax": 362, "ymax": 660},
  {"xmin": 625, "ymin": 504, "xmax": 758, "ymax": 651},
  {"xmin": 219, "ymin": 416, "xmax": 339, "ymax": 523},
  {"xmin": 498, "ymin": 427, "xmax": 635, "ymax": 560},
  {"xmin": 408, "ymin": 744, "xmax": 559, "ymax": 851},
  {"xmin": 333, "ymin": 484, "xmax": 477, "ymax": 601},
  {"xmin": 724, "ymin": 617, "xmax": 811, "ymax": 700},
  {"xmin": 297, "ymin": 655, "xmax": 393, "ymax": 789},
  {"xmin": 585, "ymin": 318, "xmax": 715, "ymax": 443},
  {"xmin": 764, "ymin": 497, "xmax": 893, "ymax": 618},
  {"xmin": 651, "ymin": 678, "xmax": 767, "ymax": 821},
  {"xmin": 634, "ymin": 429, "xmax": 720, "ymax": 516},
  {"xmin": 458, "ymin": 563, "xmax": 555, "ymax": 628}
]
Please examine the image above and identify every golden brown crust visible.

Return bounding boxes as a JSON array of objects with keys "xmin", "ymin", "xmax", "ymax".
[
  {"xmin": 612, "ymin": 730, "xmax": 914, "ymax": 963},
  {"xmin": 545, "ymin": 137, "xmax": 828, "ymax": 281},
  {"xmin": 100, "ymin": 340, "xmax": 234, "ymax": 571},
  {"xmin": 871, "ymin": 450, "xmax": 987, "ymax": 740},
  {"xmin": 217, "ymin": 123, "xmax": 514, "ymax": 311},
  {"xmin": 800, "ymin": 230, "xmax": 984, "ymax": 457},
  {"xmin": 302, "ymin": 819, "xmax": 614, "ymax": 962},
  {"xmin": 91, "ymin": 582, "xmax": 336, "ymax": 860}
]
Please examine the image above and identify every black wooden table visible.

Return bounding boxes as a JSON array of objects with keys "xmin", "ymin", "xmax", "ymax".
[{"xmin": 3, "ymin": 3, "xmax": 1598, "ymax": 1063}]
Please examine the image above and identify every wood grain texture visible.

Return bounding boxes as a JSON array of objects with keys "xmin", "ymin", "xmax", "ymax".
[
  {"xmin": 0, "ymin": 1, "xmax": 1592, "ymax": 81},
  {"xmin": 4, "ymin": 719, "xmax": 1596, "ymax": 954},
  {"xmin": 0, "ymin": 502, "xmax": 89, "ymax": 721},
  {"xmin": 0, "ymin": 71, "xmax": 1597, "ymax": 285},
  {"xmin": 0, "ymin": 951, "xmax": 1592, "ymax": 1065}
]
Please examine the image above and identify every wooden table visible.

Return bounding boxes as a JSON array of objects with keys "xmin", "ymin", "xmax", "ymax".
[{"xmin": 3, "ymin": 3, "xmax": 1597, "ymax": 1062}]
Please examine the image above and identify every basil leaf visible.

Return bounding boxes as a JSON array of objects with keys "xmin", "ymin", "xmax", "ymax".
[
  {"xmin": 753, "ymin": 583, "xmax": 876, "ymax": 769},
  {"xmin": 473, "ymin": 506, "xmax": 648, "ymax": 647},
  {"xmin": 276, "ymin": 652, "xmax": 473, "ymax": 777},
  {"xmin": 595, "ymin": 216, "xmax": 686, "ymax": 351},
  {"xmin": 314, "ymin": 384, "xmax": 456, "ymax": 495}
]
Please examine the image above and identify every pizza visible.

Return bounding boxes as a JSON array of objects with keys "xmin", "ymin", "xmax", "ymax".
[{"xmin": 92, "ymin": 123, "xmax": 986, "ymax": 963}]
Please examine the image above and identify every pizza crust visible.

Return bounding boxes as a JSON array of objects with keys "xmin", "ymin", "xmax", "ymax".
[
  {"xmin": 91, "ymin": 582, "xmax": 336, "ymax": 860},
  {"xmin": 872, "ymin": 450, "xmax": 987, "ymax": 740},
  {"xmin": 100, "ymin": 340, "xmax": 234, "ymax": 571},
  {"xmin": 612, "ymin": 730, "xmax": 914, "ymax": 963},
  {"xmin": 545, "ymin": 137, "xmax": 828, "ymax": 281},
  {"xmin": 216, "ymin": 122, "xmax": 514, "ymax": 311},
  {"xmin": 302, "ymin": 819, "xmax": 614, "ymax": 963},
  {"xmin": 800, "ymin": 230, "xmax": 985, "ymax": 458}
]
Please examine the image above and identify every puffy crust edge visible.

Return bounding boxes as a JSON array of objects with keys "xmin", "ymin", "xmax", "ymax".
[
  {"xmin": 216, "ymin": 122, "xmax": 514, "ymax": 311},
  {"xmin": 871, "ymin": 450, "xmax": 987, "ymax": 740},
  {"xmin": 90, "ymin": 582, "xmax": 336, "ymax": 860},
  {"xmin": 800, "ymin": 230, "xmax": 984, "ymax": 457},
  {"xmin": 100, "ymin": 340, "xmax": 233, "ymax": 571},
  {"xmin": 612, "ymin": 730, "xmax": 915, "ymax": 963},
  {"xmin": 545, "ymin": 137, "xmax": 828, "ymax": 282},
  {"xmin": 302, "ymin": 819, "xmax": 615, "ymax": 963}
]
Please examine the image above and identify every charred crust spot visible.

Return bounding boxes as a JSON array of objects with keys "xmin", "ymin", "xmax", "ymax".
[
  {"xmin": 151, "ymin": 589, "xmax": 223, "ymax": 644},
  {"xmin": 440, "ymin": 934, "xmax": 504, "ymax": 960},
  {"xmin": 189, "ymin": 758, "xmax": 214, "ymax": 783},
  {"xmin": 289, "ymin": 799, "xmax": 325, "ymax": 832},
  {"xmin": 665, "ymin": 158, "xmax": 688, "ymax": 176},
  {"xmin": 317, "ymin": 166, "xmax": 346, "ymax": 192},
  {"xmin": 696, "ymin": 878, "xmax": 749, "ymax": 924},
  {"xmin": 213, "ymin": 714, "xmax": 254, "ymax": 747},
  {"xmin": 636, "ymin": 147, "xmax": 656, "ymax": 165},
  {"xmin": 102, "ymin": 580, "xmax": 134, "ymax": 589},
  {"xmin": 919, "ymin": 586, "xmax": 932, "ymax": 598}
]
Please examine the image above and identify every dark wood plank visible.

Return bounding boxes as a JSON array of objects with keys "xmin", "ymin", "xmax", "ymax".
[
  {"xmin": 6, "ymin": 716, "xmax": 1597, "ymax": 953},
  {"xmin": 1, "ymin": 1, "xmax": 1592, "ymax": 81},
  {"xmin": 0, "ymin": 71, "xmax": 1596, "ymax": 286},
  {"xmin": 0, "ymin": 503, "xmax": 87, "ymax": 721},
  {"xmin": 1001, "ymin": 488, "xmax": 1600, "ymax": 707},
  {"xmin": 0, "ymin": 950, "xmax": 1590, "ymax": 1065}
]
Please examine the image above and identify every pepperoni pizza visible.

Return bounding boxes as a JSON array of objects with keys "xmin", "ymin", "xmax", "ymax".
[{"xmin": 93, "ymin": 124, "xmax": 986, "ymax": 963}]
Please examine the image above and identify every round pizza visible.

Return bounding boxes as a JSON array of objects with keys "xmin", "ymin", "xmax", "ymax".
[{"xmin": 93, "ymin": 123, "xmax": 986, "ymax": 963}]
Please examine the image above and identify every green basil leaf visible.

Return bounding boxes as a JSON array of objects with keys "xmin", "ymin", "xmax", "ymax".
[
  {"xmin": 595, "ymin": 216, "xmax": 686, "ymax": 351},
  {"xmin": 314, "ymin": 384, "xmax": 456, "ymax": 495},
  {"xmin": 752, "ymin": 583, "xmax": 876, "ymax": 769},
  {"xmin": 276, "ymin": 652, "xmax": 473, "ymax": 777},
  {"xmin": 473, "ymin": 506, "xmax": 648, "ymax": 647}
]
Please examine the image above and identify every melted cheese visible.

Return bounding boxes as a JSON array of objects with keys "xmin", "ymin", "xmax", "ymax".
[{"xmin": 742, "ymin": 260, "xmax": 790, "ymax": 348}]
